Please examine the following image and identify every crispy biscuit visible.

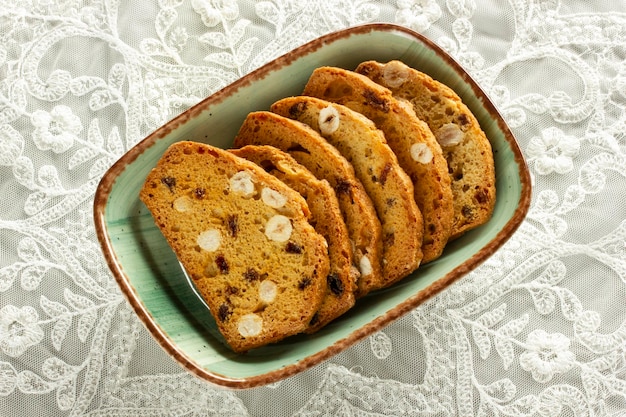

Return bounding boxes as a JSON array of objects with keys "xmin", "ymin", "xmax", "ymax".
[
  {"xmin": 302, "ymin": 67, "xmax": 454, "ymax": 262},
  {"xmin": 139, "ymin": 141, "xmax": 328, "ymax": 352},
  {"xmin": 272, "ymin": 96, "xmax": 423, "ymax": 285},
  {"xmin": 233, "ymin": 111, "xmax": 384, "ymax": 296},
  {"xmin": 231, "ymin": 144, "xmax": 357, "ymax": 331},
  {"xmin": 356, "ymin": 60, "xmax": 496, "ymax": 238}
]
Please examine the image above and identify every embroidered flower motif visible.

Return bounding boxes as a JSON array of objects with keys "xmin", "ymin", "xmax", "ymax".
[
  {"xmin": 192, "ymin": 0, "xmax": 239, "ymax": 27},
  {"xmin": 395, "ymin": 0, "xmax": 442, "ymax": 32},
  {"xmin": 0, "ymin": 305, "xmax": 44, "ymax": 357},
  {"xmin": 143, "ymin": 72, "xmax": 173, "ymax": 128},
  {"xmin": 526, "ymin": 127, "xmax": 580, "ymax": 175},
  {"xmin": 31, "ymin": 105, "xmax": 82, "ymax": 153},
  {"xmin": 614, "ymin": 65, "xmax": 626, "ymax": 100},
  {"xmin": 519, "ymin": 329, "xmax": 575, "ymax": 383},
  {"xmin": 80, "ymin": 6, "xmax": 107, "ymax": 29},
  {"xmin": 0, "ymin": 124, "xmax": 24, "ymax": 166}
]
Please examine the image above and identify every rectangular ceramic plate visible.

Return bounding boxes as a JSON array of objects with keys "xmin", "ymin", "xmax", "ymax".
[{"xmin": 94, "ymin": 24, "xmax": 531, "ymax": 389}]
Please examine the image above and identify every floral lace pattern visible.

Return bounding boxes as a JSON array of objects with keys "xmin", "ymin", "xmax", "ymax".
[{"xmin": 1, "ymin": 0, "xmax": 626, "ymax": 416}]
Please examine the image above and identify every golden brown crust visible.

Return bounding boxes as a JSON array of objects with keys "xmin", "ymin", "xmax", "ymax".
[
  {"xmin": 356, "ymin": 60, "xmax": 496, "ymax": 238},
  {"xmin": 139, "ymin": 141, "xmax": 328, "ymax": 352},
  {"xmin": 302, "ymin": 66, "xmax": 454, "ymax": 262},
  {"xmin": 271, "ymin": 96, "xmax": 423, "ymax": 286},
  {"xmin": 230, "ymin": 145, "xmax": 357, "ymax": 332},
  {"xmin": 233, "ymin": 111, "xmax": 384, "ymax": 296}
]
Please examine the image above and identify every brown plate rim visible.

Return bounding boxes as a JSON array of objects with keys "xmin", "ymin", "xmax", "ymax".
[{"xmin": 93, "ymin": 23, "xmax": 532, "ymax": 389}]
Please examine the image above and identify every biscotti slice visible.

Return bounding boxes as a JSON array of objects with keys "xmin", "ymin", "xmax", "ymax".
[
  {"xmin": 233, "ymin": 111, "xmax": 384, "ymax": 297},
  {"xmin": 139, "ymin": 141, "xmax": 329, "ymax": 352},
  {"xmin": 356, "ymin": 60, "xmax": 496, "ymax": 238},
  {"xmin": 302, "ymin": 66, "xmax": 454, "ymax": 263},
  {"xmin": 231, "ymin": 145, "xmax": 357, "ymax": 332},
  {"xmin": 272, "ymin": 96, "xmax": 423, "ymax": 285}
]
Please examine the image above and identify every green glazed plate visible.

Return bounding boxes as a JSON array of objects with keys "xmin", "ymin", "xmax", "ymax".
[{"xmin": 94, "ymin": 24, "xmax": 531, "ymax": 389}]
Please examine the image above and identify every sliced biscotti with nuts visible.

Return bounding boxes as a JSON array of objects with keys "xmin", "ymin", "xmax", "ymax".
[
  {"xmin": 272, "ymin": 96, "xmax": 423, "ymax": 286},
  {"xmin": 230, "ymin": 145, "xmax": 357, "ymax": 332},
  {"xmin": 233, "ymin": 111, "xmax": 384, "ymax": 297},
  {"xmin": 139, "ymin": 141, "xmax": 329, "ymax": 352},
  {"xmin": 302, "ymin": 66, "xmax": 454, "ymax": 263},
  {"xmin": 356, "ymin": 60, "xmax": 496, "ymax": 238}
]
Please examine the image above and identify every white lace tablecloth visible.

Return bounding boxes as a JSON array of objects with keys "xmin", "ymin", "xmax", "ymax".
[{"xmin": 2, "ymin": 1, "xmax": 626, "ymax": 416}]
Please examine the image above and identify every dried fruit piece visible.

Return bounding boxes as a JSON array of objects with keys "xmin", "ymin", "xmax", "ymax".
[
  {"xmin": 264, "ymin": 215, "xmax": 292, "ymax": 242},
  {"xmin": 215, "ymin": 255, "xmax": 229, "ymax": 274},
  {"xmin": 194, "ymin": 187, "xmax": 206, "ymax": 199},
  {"xmin": 218, "ymin": 304, "xmax": 231, "ymax": 322},
  {"xmin": 298, "ymin": 276, "xmax": 313, "ymax": 290},
  {"xmin": 285, "ymin": 241, "xmax": 303, "ymax": 253},
  {"xmin": 288, "ymin": 101, "xmax": 307, "ymax": 118},
  {"xmin": 238, "ymin": 313, "xmax": 263, "ymax": 337},
  {"xmin": 379, "ymin": 163, "xmax": 392, "ymax": 186},
  {"xmin": 197, "ymin": 229, "xmax": 221, "ymax": 251},
  {"xmin": 334, "ymin": 179, "xmax": 352, "ymax": 198},
  {"xmin": 161, "ymin": 176, "xmax": 176, "ymax": 190},
  {"xmin": 327, "ymin": 273, "xmax": 344, "ymax": 296},
  {"xmin": 226, "ymin": 214, "xmax": 238, "ymax": 237},
  {"xmin": 363, "ymin": 89, "xmax": 390, "ymax": 112},
  {"xmin": 243, "ymin": 268, "xmax": 261, "ymax": 282}
]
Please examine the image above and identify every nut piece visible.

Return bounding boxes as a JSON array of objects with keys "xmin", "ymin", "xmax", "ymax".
[
  {"xmin": 359, "ymin": 255, "xmax": 373, "ymax": 276},
  {"xmin": 435, "ymin": 123, "xmax": 464, "ymax": 147},
  {"xmin": 238, "ymin": 313, "xmax": 263, "ymax": 337},
  {"xmin": 173, "ymin": 196, "xmax": 193, "ymax": 212},
  {"xmin": 229, "ymin": 171, "xmax": 255, "ymax": 197},
  {"xmin": 197, "ymin": 229, "xmax": 221, "ymax": 251},
  {"xmin": 410, "ymin": 143, "xmax": 433, "ymax": 164},
  {"xmin": 382, "ymin": 61, "xmax": 409, "ymax": 88},
  {"xmin": 258, "ymin": 280, "xmax": 277, "ymax": 303},
  {"xmin": 264, "ymin": 215, "xmax": 292, "ymax": 242},
  {"xmin": 396, "ymin": 98, "xmax": 414, "ymax": 113},
  {"xmin": 261, "ymin": 187, "xmax": 287, "ymax": 209},
  {"xmin": 318, "ymin": 105, "xmax": 340, "ymax": 135}
]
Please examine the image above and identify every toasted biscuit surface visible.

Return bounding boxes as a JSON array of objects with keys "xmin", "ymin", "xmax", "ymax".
[
  {"xmin": 233, "ymin": 111, "xmax": 384, "ymax": 296},
  {"xmin": 356, "ymin": 60, "xmax": 496, "ymax": 238},
  {"xmin": 139, "ymin": 141, "xmax": 328, "ymax": 352},
  {"xmin": 303, "ymin": 67, "xmax": 454, "ymax": 262},
  {"xmin": 272, "ymin": 96, "xmax": 423, "ymax": 285},
  {"xmin": 231, "ymin": 145, "xmax": 357, "ymax": 331}
]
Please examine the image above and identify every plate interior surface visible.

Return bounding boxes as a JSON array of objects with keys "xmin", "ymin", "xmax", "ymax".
[{"xmin": 95, "ymin": 24, "xmax": 530, "ymax": 388}]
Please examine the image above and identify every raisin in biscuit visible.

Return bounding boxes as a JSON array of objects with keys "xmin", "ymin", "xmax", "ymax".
[
  {"xmin": 139, "ymin": 141, "xmax": 328, "ymax": 352},
  {"xmin": 302, "ymin": 66, "xmax": 454, "ymax": 263},
  {"xmin": 272, "ymin": 96, "xmax": 423, "ymax": 285},
  {"xmin": 356, "ymin": 60, "xmax": 496, "ymax": 238},
  {"xmin": 230, "ymin": 145, "xmax": 357, "ymax": 332},
  {"xmin": 233, "ymin": 111, "xmax": 384, "ymax": 297}
]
